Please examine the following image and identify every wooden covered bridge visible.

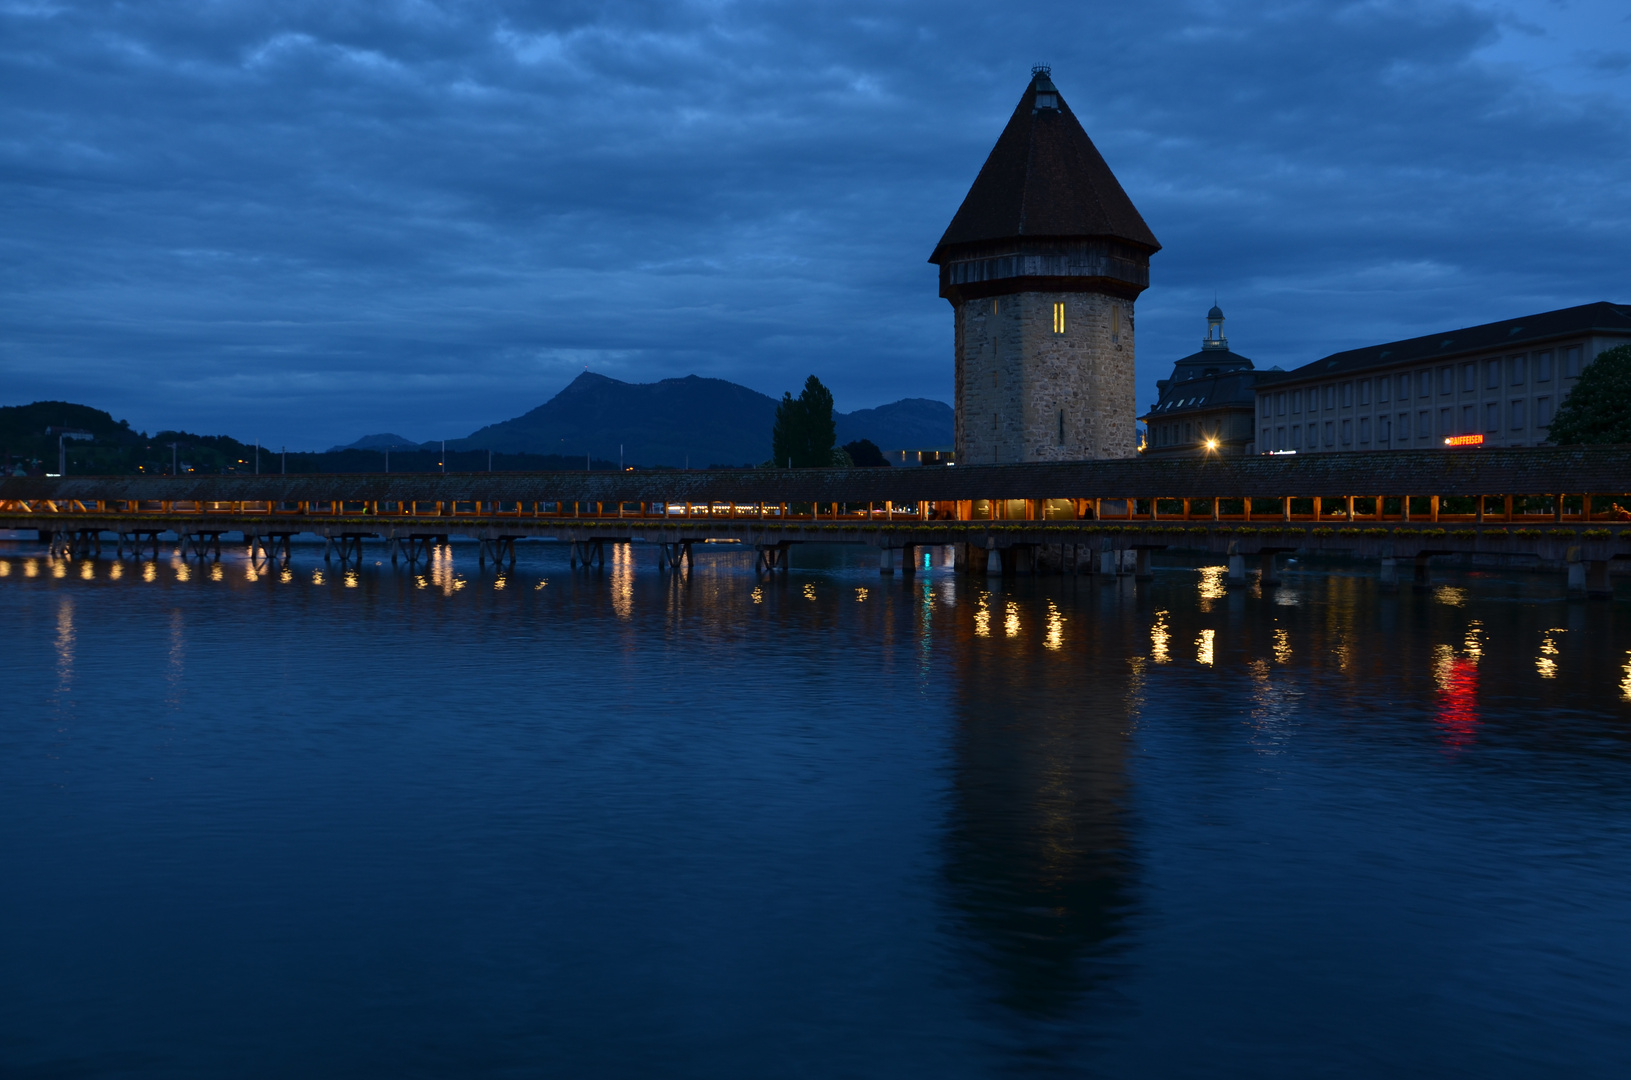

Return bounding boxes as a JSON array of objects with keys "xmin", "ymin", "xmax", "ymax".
[{"xmin": 4, "ymin": 446, "xmax": 1631, "ymax": 595}]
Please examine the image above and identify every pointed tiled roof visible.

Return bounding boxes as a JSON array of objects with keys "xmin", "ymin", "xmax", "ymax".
[{"xmin": 930, "ymin": 70, "xmax": 1160, "ymax": 263}]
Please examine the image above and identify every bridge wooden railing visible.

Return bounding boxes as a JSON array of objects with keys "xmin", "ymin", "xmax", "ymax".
[{"xmin": 4, "ymin": 494, "xmax": 1630, "ymax": 526}]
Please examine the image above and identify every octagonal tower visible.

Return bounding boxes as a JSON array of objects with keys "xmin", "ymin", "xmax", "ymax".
[{"xmin": 931, "ymin": 67, "xmax": 1160, "ymax": 463}]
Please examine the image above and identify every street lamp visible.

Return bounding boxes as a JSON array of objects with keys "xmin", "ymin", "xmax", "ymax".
[{"xmin": 57, "ymin": 431, "xmax": 92, "ymax": 476}]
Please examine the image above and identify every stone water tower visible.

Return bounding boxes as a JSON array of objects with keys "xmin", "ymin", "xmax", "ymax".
[{"xmin": 931, "ymin": 67, "xmax": 1160, "ymax": 462}]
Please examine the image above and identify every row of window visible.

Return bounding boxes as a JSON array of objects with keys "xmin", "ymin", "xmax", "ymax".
[
  {"xmin": 1154, "ymin": 420, "xmax": 1196, "ymax": 447},
  {"xmin": 1260, "ymin": 397, "xmax": 1556, "ymax": 451},
  {"xmin": 1258, "ymin": 346, "xmax": 1583, "ymax": 420}
]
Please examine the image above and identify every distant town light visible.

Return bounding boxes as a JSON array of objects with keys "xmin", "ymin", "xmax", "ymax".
[
  {"xmin": 1444, "ymin": 434, "xmax": 1484, "ymax": 447},
  {"xmin": 1266, "ymin": 449, "xmax": 1297, "ymax": 456},
  {"xmin": 1204, "ymin": 437, "xmax": 1219, "ymax": 451}
]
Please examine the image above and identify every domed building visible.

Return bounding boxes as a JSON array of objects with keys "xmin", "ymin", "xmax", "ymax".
[{"xmin": 1139, "ymin": 306, "xmax": 1263, "ymax": 456}]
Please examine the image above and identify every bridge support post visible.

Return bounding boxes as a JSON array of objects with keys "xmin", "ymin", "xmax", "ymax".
[
  {"xmin": 1567, "ymin": 562, "xmax": 1586, "ymax": 593},
  {"xmin": 1260, "ymin": 551, "xmax": 1281, "ymax": 587},
  {"xmin": 900, "ymin": 544, "xmax": 916, "ymax": 576},
  {"xmin": 1566, "ymin": 548, "xmax": 1586, "ymax": 594},
  {"xmin": 1380, "ymin": 557, "xmax": 1398, "ymax": 588},
  {"xmin": 986, "ymin": 545, "xmax": 1002, "ymax": 576},
  {"xmin": 1588, "ymin": 560, "xmax": 1612, "ymax": 599},
  {"xmin": 753, "ymin": 544, "xmax": 783, "ymax": 572},
  {"xmin": 1005, "ymin": 546, "xmax": 1034, "ymax": 576},
  {"xmin": 878, "ymin": 546, "xmax": 895, "ymax": 575},
  {"xmin": 1227, "ymin": 541, "xmax": 1246, "ymax": 584},
  {"xmin": 1413, "ymin": 553, "xmax": 1433, "ymax": 592},
  {"xmin": 1134, "ymin": 548, "xmax": 1153, "ymax": 582},
  {"xmin": 1098, "ymin": 539, "xmax": 1117, "ymax": 577}
]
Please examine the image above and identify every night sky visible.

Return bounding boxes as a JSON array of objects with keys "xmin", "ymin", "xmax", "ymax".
[{"xmin": 4, "ymin": 1, "xmax": 1628, "ymax": 449}]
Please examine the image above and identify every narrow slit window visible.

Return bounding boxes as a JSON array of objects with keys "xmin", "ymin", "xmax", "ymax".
[
  {"xmin": 1053, "ymin": 302, "xmax": 1066, "ymax": 334},
  {"xmin": 1057, "ymin": 410, "xmax": 1065, "ymax": 444},
  {"xmin": 1110, "ymin": 305, "xmax": 1120, "ymax": 342}
]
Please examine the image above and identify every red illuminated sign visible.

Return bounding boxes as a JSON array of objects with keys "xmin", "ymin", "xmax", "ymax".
[{"xmin": 1443, "ymin": 434, "xmax": 1484, "ymax": 447}]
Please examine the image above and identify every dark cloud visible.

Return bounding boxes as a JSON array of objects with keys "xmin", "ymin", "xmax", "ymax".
[{"xmin": 2, "ymin": 0, "xmax": 1627, "ymax": 447}]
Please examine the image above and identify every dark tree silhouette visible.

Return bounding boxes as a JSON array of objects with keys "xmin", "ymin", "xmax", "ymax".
[
  {"xmin": 771, "ymin": 375, "xmax": 837, "ymax": 467},
  {"xmin": 842, "ymin": 438, "xmax": 890, "ymax": 467},
  {"xmin": 1548, "ymin": 344, "xmax": 1631, "ymax": 444}
]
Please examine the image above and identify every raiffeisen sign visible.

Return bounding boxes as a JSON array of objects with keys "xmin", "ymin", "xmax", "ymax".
[{"xmin": 1444, "ymin": 434, "xmax": 1485, "ymax": 447}]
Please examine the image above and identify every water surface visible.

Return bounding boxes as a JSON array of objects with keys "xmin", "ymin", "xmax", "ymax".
[{"xmin": 2, "ymin": 541, "xmax": 1629, "ymax": 1077}]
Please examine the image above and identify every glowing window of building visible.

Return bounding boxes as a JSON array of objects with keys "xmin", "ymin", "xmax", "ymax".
[{"xmin": 1053, "ymin": 302, "xmax": 1067, "ymax": 334}]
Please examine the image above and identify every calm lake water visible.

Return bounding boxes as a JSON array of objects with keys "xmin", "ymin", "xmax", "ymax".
[{"xmin": 2, "ymin": 538, "xmax": 1630, "ymax": 1078}]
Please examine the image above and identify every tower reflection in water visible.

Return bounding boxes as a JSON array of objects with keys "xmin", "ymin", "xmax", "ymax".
[{"xmin": 940, "ymin": 580, "xmax": 1140, "ymax": 1017}]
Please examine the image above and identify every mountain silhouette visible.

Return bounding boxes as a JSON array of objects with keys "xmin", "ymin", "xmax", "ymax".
[
  {"xmin": 447, "ymin": 373, "xmax": 951, "ymax": 467},
  {"xmin": 326, "ymin": 433, "xmax": 422, "ymax": 453}
]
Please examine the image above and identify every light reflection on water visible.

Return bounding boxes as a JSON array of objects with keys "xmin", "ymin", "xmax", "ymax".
[
  {"xmin": 1539, "ymin": 628, "xmax": 1563, "ymax": 678},
  {"xmin": 1150, "ymin": 609, "xmax": 1170, "ymax": 663},
  {"xmin": 0, "ymin": 544, "xmax": 1629, "ymax": 1077}
]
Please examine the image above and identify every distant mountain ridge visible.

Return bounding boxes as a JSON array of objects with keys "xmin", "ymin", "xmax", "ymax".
[
  {"xmin": 445, "ymin": 373, "xmax": 952, "ymax": 467},
  {"xmin": 327, "ymin": 433, "xmax": 423, "ymax": 453}
]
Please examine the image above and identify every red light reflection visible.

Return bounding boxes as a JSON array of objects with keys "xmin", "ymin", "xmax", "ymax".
[{"xmin": 1435, "ymin": 656, "xmax": 1480, "ymax": 749}]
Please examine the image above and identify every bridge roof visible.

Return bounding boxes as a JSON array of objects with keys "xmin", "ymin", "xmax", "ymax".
[{"xmin": 7, "ymin": 446, "xmax": 1631, "ymax": 502}]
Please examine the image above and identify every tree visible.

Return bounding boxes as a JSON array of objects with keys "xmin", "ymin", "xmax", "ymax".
[
  {"xmin": 842, "ymin": 438, "xmax": 890, "ymax": 467},
  {"xmin": 1548, "ymin": 344, "xmax": 1631, "ymax": 444},
  {"xmin": 771, "ymin": 375, "xmax": 837, "ymax": 467}
]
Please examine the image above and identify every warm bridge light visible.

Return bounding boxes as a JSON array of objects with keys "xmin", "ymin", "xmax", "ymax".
[
  {"xmin": 1205, "ymin": 438, "xmax": 1219, "ymax": 451},
  {"xmin": 1444, "ymin": 434, "xmax": 1484, "ymax": 447}
]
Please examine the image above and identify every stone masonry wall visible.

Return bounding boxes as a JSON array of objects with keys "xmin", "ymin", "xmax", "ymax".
[{"xmin": 955, "ymin": 290, "xmax": 1136, "ymax": 463}]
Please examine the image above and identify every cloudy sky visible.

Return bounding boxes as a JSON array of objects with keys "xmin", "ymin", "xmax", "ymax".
[{"xmin": 3, "ymin": 0, "xmax": 1628, "ymax": 449}]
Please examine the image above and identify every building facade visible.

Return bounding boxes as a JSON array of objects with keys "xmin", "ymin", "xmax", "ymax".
[
  {"xmin": 1139, "ymin": 306, "xmax": 1262, "ymax": 457},
  {"xmin": 1254, "ymin": 302, "xmax": 1631, "ymax": 454},
  {"xmin": 931, "ymin": 67, "xmax": 1160, "ymax": 464}
]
